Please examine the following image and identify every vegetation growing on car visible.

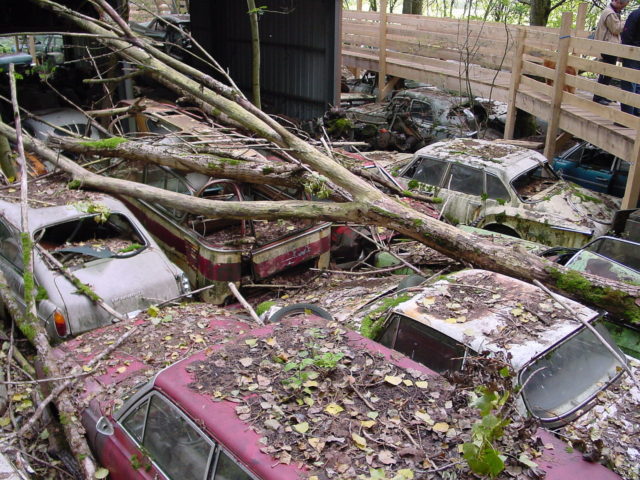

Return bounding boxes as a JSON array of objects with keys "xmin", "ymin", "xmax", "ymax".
[
  {"xmin": 73, "ymin": 201, "xmax": 111, "ymax": 223},
  {"xmin": 79, "ymin": 137, "xmax": 128, "ymax": 149},
  {"xmin": 360, "ymin": 294, "xmax": 410, "ymax": 339},
  {"xmin": 117, "ymin": 243, "xmax": 143, "ymax": 254},
  {"xmin": 255, "ymin": 300, "xmax": 276, "ymax": 316}
]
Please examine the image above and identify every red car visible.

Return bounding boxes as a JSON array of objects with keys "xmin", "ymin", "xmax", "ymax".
[{"xmin": 52, "ymin": 309, "xmax": 621, "ymax": 480}]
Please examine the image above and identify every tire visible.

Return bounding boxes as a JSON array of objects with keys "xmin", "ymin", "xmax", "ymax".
[
  {"xmin": 482, "ymin": 224, "xmax": 520, "ymax": 238},
  {"xmin": 397, "ymin": 274, "xmax": 427, "ymax": 292},
  {"xmin": 267, "ymin": 303, "xmax": 333, "ymax": 323}
]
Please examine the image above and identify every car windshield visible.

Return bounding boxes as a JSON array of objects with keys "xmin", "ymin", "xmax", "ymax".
[
  {"xmin": 511, "ymin": 164, "xmax": 558, "ymax": 202},
  {"xmin": 35, "ymin": 213, "xmax": 147, "ymax": 268},
  {"xmin": 583, "ymin": 238, "xmax": 640, "ymax": 272},
  {"xmin": 520, "ymin": 321, "xmax": 625, "ymax": 423},
  {"xmin": 565, "ymin": 244, "xmax": 640, "ymax": 283}
]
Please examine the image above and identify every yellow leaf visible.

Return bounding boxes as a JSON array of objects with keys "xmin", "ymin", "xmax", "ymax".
[
  {"xmin": 403, "ymin": 379, "xmax": 413, "ymax": 386},
  {"xmin": 116, "ymin": 366, "xmax": 127, "ymax": 374},
  {"xmin": 433, "ymin": 422, "xmax": 450, "ymax": 433},
  {"xmin": 511, "ymin": 307, "xmax": 523, "ymax": 316},
  {"xmin": 415, "ymin": 411, "xmax": 433, "ymax": 425},
  {"xmin": 384, "ymin": 375, "xmax": 403, "ymax": 386},
  {"xmin": 308, "ymin": 438, "xmax": 325, "ymax": 452},
  {"xmin": 456, "ymin": 316, "xmax": 466, "ymax": 323},
  {"xmin": 192, "ymin": 334, "xmax": 204, "ymax": 343},
  {"xmin": 294, "ymin": 422, "xmax": 309, "ymax": 434},
  {"xmin": 396, "ymin": 469, "xmax": 415, "ymax": 479},
  {"xmin": 303, "ymin": 380, "xmax": 318, "ymax": 388},
  {"xmin": 463, "ymin": 328, "xmax": 475, "ymax": 336},
  {"xmin": 281, "ymin": 294, "xmax": 289, "ymax": 300},
  {"xmin": 445, "ymin": 317, "xmax": 457, "ymax": 324},
  {"xmin": 352, "ymin": 432, "xmax": 367, "ymax": 449},
  {"xmin": 245, "ymin": 338, "xmax": 258, "ymax": 347},
  {"xmin": 361, "ymin": 420, "xmax": 376, "ymax": 428},
  {"xmin": 324, "ymin": 403, "xmax": 344, "ymax": 415},
  {"xmin": 82, "ymin": 365, "xmax": 93, "ymax": 372},
  {"xmin": 264, "ymin": 337, "xmax": 277, "ymax": 346},
  {"xmin": 415, "ymin": 381, "xmax": 429, "ymax": 389},
  {"xmin": 421, "ymin": 296, "xmax": 436, "ymax": 306}
]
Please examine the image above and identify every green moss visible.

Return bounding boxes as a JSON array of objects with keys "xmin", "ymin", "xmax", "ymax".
[
  {"xmin": 496, "ymin": 198, "xmax": 506, "ymax": 206},
  {"xmin": 494, "ymin": 211, "xmax": 507, "ymax": 224},
  {"xmin": 118, "ymin": 243, "xmax": 143, "ymax": 253},
  {"xmin": 549, "ymin": 268, "xmax": 640, "ymax": 323},
  {"xmin": 256, "ymin": 301, "xmax": 276, "ymax": 316},
  {"xmin": 79, "ymin": 137, "xmax": 128, "ymax": 149},
  {"xmin": 67, "ymin": 180, "xmax": 82, "ymax": 190},
  {"xmin": 567, "ymin": 183, "xmax": 602, "ymax": 204},
  {"xmin": 326, "ymin": 117, "xmax": 353, "ymax": 136},
  {"xmin": 262, "ymin": 167, "xmax": 275, "ymax": 175},
  {"xmin": 35, "ymin": 286, "xmax": 48, "ymax": 301},
  {"xmin": 432, "ymin": 197, "xmax": 444, "ymax": 204},
  {"xmin": 413, "ymin": 218, "xmax": 423, "ymax": 227},
  {"xmin": 360, "ymin": 294, "xmax": 410, "ymax": 339},
  {"xmin": 407, "ymin": 180, "xmax": 420, "ymax": 190},
  {"xmin": 74, "ymin": 281, "xmax": 101, "ymax": 302}
]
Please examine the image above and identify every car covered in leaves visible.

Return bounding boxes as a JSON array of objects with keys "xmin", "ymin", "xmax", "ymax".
[
  {"xmin": 0, "ymin": 177, "xmax": 190, "ymax": 341},
  {"xmin": 123, "ymin": 166, "xmax": 331, "ymax": 304},
  {"xmin": 332, "ymin": 87, "xmax": 485, "ymax": 152},
  {"xmin": 50, "ymin": 304, "xmax": 621, "ymax": 480},
  {"xmin": 397, "ymin": 138, "xmax": 619, "ymax": 247},
  {"xmin": 370, "ymin": 269, "xmax": 627, "ymax": 429},
  {"xmin": 553, "ymin": 141, "xmax": 630, "ymax": 199}
]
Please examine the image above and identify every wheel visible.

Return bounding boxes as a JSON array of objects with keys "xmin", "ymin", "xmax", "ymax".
[
  {"xmin": 267, "ymin": 303, "xmax": 333, "ymax": 323},
  {"xmin": 396, "ymin": 274, "xmax": 427, "ymax": 292},
  {"xmin": 482, "ymin": 224, "xmax": 520, "ymax": 238}
]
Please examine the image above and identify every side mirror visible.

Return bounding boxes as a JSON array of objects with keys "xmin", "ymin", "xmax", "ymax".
[{"xmin": 96, "ymin": 416, "xmax": 114, "ymax": 436}]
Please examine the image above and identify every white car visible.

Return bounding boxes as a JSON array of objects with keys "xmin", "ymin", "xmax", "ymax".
[
  {"xmin": 0, "ymin": 185, "xmax": 190, "ymax": 341},
  {"xmin": 398, "ymin": 138, "xmax": 620, "ymax": 247},
  {"xmin": 375, "ymin": 269, "xmax": 627, "ymax": 427}
]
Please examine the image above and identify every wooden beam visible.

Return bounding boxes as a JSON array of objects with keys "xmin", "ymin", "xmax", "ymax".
[
  {"xmin": 543, "ymin": 12, "xmax": 572, "ymax": 160},
  {"xmin": 622, "ymin": 137, "xmax": 640, "ymax": 209},
  {"xmin": 357, "ymin": 0, "xmax": 363, "ymax": 11},
  {"xmin": 377, "ymin": 0, "xmax": 388, "ymax": 102},
  {"xmin": 575, "ymin": 3, "xmax": 587, "ymax": 35},
  {"xmin": 504, "ymin": 28, "xmax": 526, "ymax": 140}
]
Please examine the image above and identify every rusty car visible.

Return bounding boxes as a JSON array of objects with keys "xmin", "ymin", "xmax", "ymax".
[
  {"xmin": 397, "ymin": 138, "xmax": 619, "ymax": 247},
  {"xmin": 48, "ymin": 306, "xmax": 622, "ymax": 480}
]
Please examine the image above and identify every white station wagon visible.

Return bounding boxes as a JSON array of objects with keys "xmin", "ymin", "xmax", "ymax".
[{"xmin": 398, "ymin": 139, "xmax": 619, "ymax": 247}]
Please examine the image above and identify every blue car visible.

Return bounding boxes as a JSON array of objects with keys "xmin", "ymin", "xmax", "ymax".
[{"xmin": 553, "ymin": 141, "xmax": 629, "ymax": 198}]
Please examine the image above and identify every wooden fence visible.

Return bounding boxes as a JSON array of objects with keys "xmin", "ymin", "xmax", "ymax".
[{"xmin": 342, "ymin": 5, "xmax": 640, "ymax": 208}]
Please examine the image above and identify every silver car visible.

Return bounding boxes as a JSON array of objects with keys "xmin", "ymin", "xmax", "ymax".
[{"xmin": 0, "ymin": 194, "xmax": 190, "ymax": 341}]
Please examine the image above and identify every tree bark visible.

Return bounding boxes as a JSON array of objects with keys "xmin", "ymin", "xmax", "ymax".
[
  {"xmin": 402, "ymin": 0, "xmax": 423, "ymax": 14},
  {"xmin": 246, "ymin": 0, "xmax": 262, "ymax": 109}
]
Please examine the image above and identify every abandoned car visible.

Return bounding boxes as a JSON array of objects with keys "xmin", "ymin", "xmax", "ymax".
[
  {"xmin": 373, "ymin": 269, "xmax": 627, "ymax": 428},
  {"xmin": 129, "ymin": 14, "xmax": 191, "ymax": 60},
  {"xmin": 0, "ymin": 190, "xmax": 190, "ymax": 341},
  {"xmin": 553, "ymin": 141, "xmax": 630, "ymax": 199},
  {"xmin": 50, "ymin": 309, "xmax": 621, "ymax": 480},
  {"xmin": 122, "ymin": 165, "xmax": 331, "ymax": 304},
  {"xmin": 336, "ymin": 87, "xmax": 485, "ymax": 152},
  {"xmin": 397, "ymin": 138, "xmax": 619, "ymax": 247}
]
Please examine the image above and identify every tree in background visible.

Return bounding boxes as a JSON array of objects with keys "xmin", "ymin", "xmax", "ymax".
[{"xmin": 403, "ymin": 0, "xmax": 424, "ymax": 14}]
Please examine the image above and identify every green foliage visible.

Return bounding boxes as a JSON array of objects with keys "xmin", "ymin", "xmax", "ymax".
[
  {"xmin": 262, "ymin": 166, "xmax": 275, "ymax": 174},
  {"xmin": 496, "ymin": 198, "xmax": 506, "ymax": 206},
  {"xmin": 247, "ymin": 5, "xmax": 268, "ymax": 15},
  {"xmin": 480, "ymin": 192, "xmax": 489, "ymax": 202},
  {"xmin": 73, "ymin": 201, "xmax": 111, "ymax": 223},
  {"xmin": 282, "ymin": 350, "xmax": 344, "ymax": 392},
  {"xmin": 360, "ymin": 294, "xmax": 410, "ymax": 339},
  {"xmin": 118, "ymin": 243, "xmax": 143, "ymax": 253},
  {"xmin": 327, "ymin": 117, "xmax": 353, "ymax": 136},
  {"xmin": 67, "ymin": 179, "xmax": 82, "ymax": 189},
  {"xmin": 256, "ymin": 301, "xmax": 276, "ymax": 316},
  {"xmin": 462, "ymin": 386, "xmax": 511, "ymax": 478},
  {"xmin": 80, "ymin": 137, "xmax": 128, "ymax": 148},
  {"xmin": 303, "ymin": 174, "xmax": 331, "ymax": 200},
  {"xmin": 407, "ymin": 180, "xmax": 419, "ymax": 190},
  {"xmin": 35, "ymin": 285, "xmax": 48, "ymax": 301}
]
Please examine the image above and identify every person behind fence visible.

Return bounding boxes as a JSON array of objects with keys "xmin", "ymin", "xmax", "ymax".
[
  {"xmin": 620, "ymin": 5, "xmax": 640, "ymax": 116},
  {"xmin": 592, "ymin": 0, "xmax": 630, "ymax": 105}
]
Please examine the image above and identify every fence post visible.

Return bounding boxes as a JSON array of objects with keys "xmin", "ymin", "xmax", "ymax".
[
  {"xmin": 622, "ymin": 138, "xmax": 640, "ymax": 208},
  {"xmin": 575, "ymin": 3, "xmax": 588, "ymax": 35},
  {"xmin": 377, "ymin": 0, "xmax": 388, "ymax": 102},
  {"xmin": 504, "ymin": 28, "xmax": 526, "ymax": 140},
  {"xmin": 357, "ymin": 0, "xmax": 363, "ymax": 11},
  {"xmin": 543, "ymin": 11, "xmax": 573, "ymax": 160}
]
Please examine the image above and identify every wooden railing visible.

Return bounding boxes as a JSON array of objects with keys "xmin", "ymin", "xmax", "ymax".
[{"xmin": 342, "ymin": 6, "xmax": 640, "ymax": 208}]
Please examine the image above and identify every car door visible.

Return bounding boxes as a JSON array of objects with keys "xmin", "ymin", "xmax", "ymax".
[
  {"xmin": 101, "ymin": 392, "xmax": 216, "ymax": 479},
  {"xmin": 439, "ymin": 163, "xmax": 485, "ymax": 225}
]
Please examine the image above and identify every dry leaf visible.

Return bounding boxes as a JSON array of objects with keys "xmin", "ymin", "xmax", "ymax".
[
  {"xmin": 325, "ymin": 403, "xmax": 344, "ymax": 415},
  {"xmin": 384, "ymin": 375, "xmax": 403, "ymax": 386},
  {"xmin": 433, "ymin": 422, "xmax": 450, "ymax": 433}
]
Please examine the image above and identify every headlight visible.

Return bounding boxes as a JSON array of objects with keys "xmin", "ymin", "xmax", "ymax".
[{"xmin": 177, "ymin": 272, "xmax": 191, "ymax": 295}]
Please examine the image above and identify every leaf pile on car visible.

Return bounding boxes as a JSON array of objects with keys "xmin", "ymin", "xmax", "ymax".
[
  {"xmin": 558, "ymin": 359, "xmax": 640, "ymax": 480},
  {"xmin": 189, "ymin": 321, "xmax": 544, "ymax": 479}
]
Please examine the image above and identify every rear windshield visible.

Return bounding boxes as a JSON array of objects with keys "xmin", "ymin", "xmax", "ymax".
[
  {"xmin": 511, "ymin": 164, "xmax": 558, "ymax": 202},
  {"xmin": 520, "ymin": 321, "xmax": 624, "ymax": 423},
  {"xmin": 36, "ymin": 213, "xmax": 147, "ymax": 268}
]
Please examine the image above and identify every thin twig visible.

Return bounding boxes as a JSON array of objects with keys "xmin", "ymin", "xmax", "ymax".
[{"xmin": 228, "ymin": 282, "xmax": 263, "ymax": 326}]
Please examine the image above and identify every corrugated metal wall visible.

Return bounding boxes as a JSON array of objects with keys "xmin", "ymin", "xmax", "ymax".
[{"xmin": 190, "ymin": 0, "xmax": 340, "ymax": 121}]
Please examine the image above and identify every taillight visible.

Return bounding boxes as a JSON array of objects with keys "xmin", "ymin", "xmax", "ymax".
[{"xmin": 53, "ymin": 310, "xmax": 67, "ymax": 337}]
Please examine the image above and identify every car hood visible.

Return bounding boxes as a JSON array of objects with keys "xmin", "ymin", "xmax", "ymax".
[
  {"xmin": 53, "ymin": 248, "xmax": 182, "ymax": 336},
  {"xmin": 524, "ymin": 181, "xmax": 619, "ymax": 232}
]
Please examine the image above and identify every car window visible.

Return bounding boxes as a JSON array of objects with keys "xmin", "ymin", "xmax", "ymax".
[
  {"xmin": 122, "ymin": 394, "xmax": 215, "ymax": 480},
  {"xmin": 378, "ymin": 314, "xmax": 469, "ymax": 373},
  {"xmin": 53, "ymin": 123, "xmax": 92, "ymax": 138},
  {"xmin": 144, "ymin": 165, "xmax": 191, "ymax": 219},
  {"xmin": 402, "ymin": 157, "xmax": 448, "ymax": 186},
  {"xmin": 444, "ymin": 163, "xmax": 483, "ymax": 196},
  {"xmin": 0, "ymin": 220, "xmax": 22, "ymax": 268},
  {"xmin": 409, "ymin": 100, "xmax": 433, "ymax": 121},
  {"xmin": 520, "ymin": 321, "xmax": 624, "ymax": 423},
  {"xmin": 584, "ymin": 238, "xmax": 640, "ymax": 272},
  {"xmin": 486, "ymin": 173, "xmax": 510, "ymax": 200},
  {"xmin": 212, "ymin": 450, "xmax": 254, "ymax": 480},
  {"xmin": 511, "ymin": 164, "xmax": 557, "ymax": 202}
]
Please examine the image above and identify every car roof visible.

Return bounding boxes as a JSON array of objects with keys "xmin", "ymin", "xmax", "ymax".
[
  {"xmin": 0, "ymin": 194, "xmax": 133, "ymax": 233},
  {"xmin": 391, "ymin": 269, "xmax": 598, "ymax": 371},
  {"xmin": 23, "ymin": 108, "xmax": 92, "ymax": 132},
  {"xmin": 413, "ymin": 138, "xmax": 545, "ymax": 179}
]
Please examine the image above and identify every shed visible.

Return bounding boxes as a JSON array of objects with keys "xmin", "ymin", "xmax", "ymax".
[{"xmin": 190, "ymin": 0, "xmax": 341, "ymax": 121}]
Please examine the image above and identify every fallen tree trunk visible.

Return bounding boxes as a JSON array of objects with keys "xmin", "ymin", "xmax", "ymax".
[{"xmin": 3, "ymin": 121, "xmax": 640, "ymax": 323}]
